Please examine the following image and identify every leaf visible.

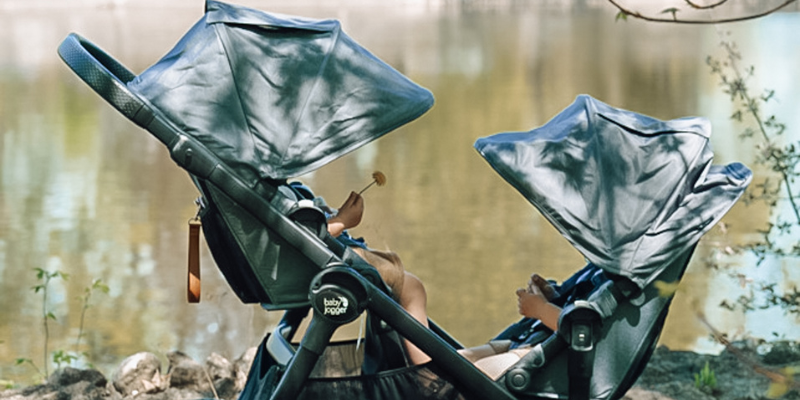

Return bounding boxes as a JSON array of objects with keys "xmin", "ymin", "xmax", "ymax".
[
  {"xmin": 615, "ymin": 11, "xmax": 628, "ymax": 21},
  {"xmin": 661, "ymin": 7, "xmax": 680, "ymax": 14},
  {"xmin": 46, "ymin": 312, "xmax": 57, "ymax": 321},
  {"xmin": 654, "ymin": 280, "xmax": 681, "ymax": 297},
  {"xmin": 766, "ymin": 381, "xmax": 789, "ymax": 399}
]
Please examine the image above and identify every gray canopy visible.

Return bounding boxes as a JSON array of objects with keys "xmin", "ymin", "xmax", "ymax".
[
  {"xmin": 475, "ymin": 95, "xmax": 752, "ymax": 289},
  {"xmin": 128, "ymin": 0, "xmax": 434, "ymax": 182}
]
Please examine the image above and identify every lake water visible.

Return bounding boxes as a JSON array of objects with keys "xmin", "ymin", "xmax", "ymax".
[{"xmin": 1, "ymin": 0, "xmax": 799, "ymax": 383}]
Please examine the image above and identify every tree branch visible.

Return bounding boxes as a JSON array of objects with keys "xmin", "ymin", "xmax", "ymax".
[{"xmin": 609, "ymin": 0, "xmax": 797, "ymax": 24}]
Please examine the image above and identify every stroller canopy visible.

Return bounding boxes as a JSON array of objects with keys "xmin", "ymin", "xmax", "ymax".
[
  {"xmin": 128, "ymin": 0, "xmax": 434, "ymax": 182},
  {"xmin": 475, "ymin": 95, "xmax": 752, "ymax": 289}
]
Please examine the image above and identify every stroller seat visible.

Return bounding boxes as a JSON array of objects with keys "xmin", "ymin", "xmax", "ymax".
[{"xmin": 58, "ymin": 1, "xmax": 752, "ymax": 399}]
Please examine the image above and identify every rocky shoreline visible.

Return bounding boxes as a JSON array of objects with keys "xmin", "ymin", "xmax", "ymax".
[{"xmin": 2, "ymin": 340, "xmax": 798, "ymax": 400}]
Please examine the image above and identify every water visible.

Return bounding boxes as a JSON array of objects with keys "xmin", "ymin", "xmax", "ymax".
[{"xmin": 1, "ymin": 0, "xmax": 799, "ymax": 383}]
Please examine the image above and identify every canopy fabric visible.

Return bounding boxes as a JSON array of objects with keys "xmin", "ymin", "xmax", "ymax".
[
  {"xmin": 475, "ymin": 95, "xmax": 752, "ymax": 289},
  {"xmin": 128, "ymin": 0, "xmax": 434, "ymax": 182}
]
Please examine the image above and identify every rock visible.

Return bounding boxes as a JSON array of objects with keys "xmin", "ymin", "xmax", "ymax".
[
  {"xmin": 111, "ymin": 352, "xmax": 165, "ymax": 396},
  {"xmin": 235, "ymin": 347, "xmax": 257, "ymax": 376},
  {"xmin": 0, "ymin": 368, "xmax": 112, "ymax": 400},
  {"xmin": 48, "ymin": 368, "xmax": 106, "ymax": 388},
  {"xmin": 233, "ymin": 347, "xmax": 258, "ymax": 392},
  {"xmin": 133, "ymin": 387, "xmax": 205, "ymax": 400},
  {"xmin": 206, "ymin": 353, "xmax": 237, "ymax": 399},
  {"xmin": 166, "ymin": 351, "xmax": 212, "ymax": 395},
  {"xmin": 622, "ymin": 387, "xmax": 678, "ymax": 400},
  {"xmin": 206, "ymin": 353, "xmax": 234, "ymax": 381},
  {"xmin": 762, "ymin": 341, "xmax": 800, "ymax": 365}
]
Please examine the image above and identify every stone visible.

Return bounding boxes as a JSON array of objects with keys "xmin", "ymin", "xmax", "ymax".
[
  {"xmin": 234, "ymin": 347, "xmax": 257, "ymax": 376},
  {"xmin": 205, "ymin": 353, "xmax": 238, "ymax": 399},
  {"xmin": 762, "ymin": 341, "xmax": 800, "ymax": 365},
  {"xmin": 111, "ymin": 352, "xmax": 165, "ymax": 396},
  {"xmin": 166, "ymin": 351, "xmax": 212, "ymax": 395},
  {"xmin": 48, "ymin": 368, "xmax": 106, "ymax": 388},
  {"xmin": 205, "ymin": 353, "xmax": 234, "ymax": 381},
  {"xmin": 234, "ymin": 347, "xmax": 258, "ymax": 391}
]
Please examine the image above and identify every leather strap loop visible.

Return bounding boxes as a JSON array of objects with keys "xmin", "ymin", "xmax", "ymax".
[{"xmin": 188, "ymin": 218, "xmax": 202, "ymax": 303}]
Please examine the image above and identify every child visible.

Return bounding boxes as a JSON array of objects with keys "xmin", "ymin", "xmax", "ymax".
[
  {"xmin": 458, "ymin": 274, "xmax": 562, "ymax": 379},
  {"xmin": 293, "ymin": 184, "xmax": 432, "ymax": 365}
]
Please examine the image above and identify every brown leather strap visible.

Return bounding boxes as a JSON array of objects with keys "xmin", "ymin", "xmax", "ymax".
[{"xmin": 188, "ymin": 218, "xmax": 202, "ymax": 303}]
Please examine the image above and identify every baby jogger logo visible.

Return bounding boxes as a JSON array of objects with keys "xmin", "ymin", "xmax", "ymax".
[
  {"xmin": 323, "ymin": 296, "xmax": 349, "ymax": 316},
  {"xmin": 311, "ymin": 285, "xmax": 360, "ymax": 324}
]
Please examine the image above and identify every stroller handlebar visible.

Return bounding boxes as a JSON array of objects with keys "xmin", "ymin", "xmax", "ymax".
[{"xmin": 58, "ymin": 33, "xmax": 147, "ymax": 125}]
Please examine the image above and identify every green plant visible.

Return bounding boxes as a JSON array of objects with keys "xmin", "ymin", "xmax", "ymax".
[
  {"xmin": 695, "ymin": 361, "xmax": 718, "ymax": 392},
  {"xmin": 704, "ymin": 35, "xmax": 800, "ymax": 399},
  {"xmin": 21, "ymin": 272, "xmax": 108, "ymax": 380},
  {"xmin": 31, "ymin": 268, "xmax": 69, "ymax": 378},
  {"xmin": 74, "ymin": 279, "xmax": 109, "ymax": 354},
  {"xmin": 706, "ymin": 37, "xmax": 800, "ymax": 320},
  {"xmin": 52, "ymin": 350, "xmax": 79, "ymax": 371},
  {"xmin": 14, "ymin": 358, "xmax": 43, "ymax": 381}
]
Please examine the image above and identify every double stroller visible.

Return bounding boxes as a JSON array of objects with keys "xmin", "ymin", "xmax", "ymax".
[{"xmin": 58, "ymin": 1, "xmax": 752, "ymax": 399}]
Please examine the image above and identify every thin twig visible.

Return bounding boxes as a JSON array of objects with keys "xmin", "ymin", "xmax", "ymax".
[
  {"xmin": 42, "ymin": 284, "xmax": 50, "ymax": 378},
  {"xmin": 697, "ymin": 313, "xmax": 799, "ymax": 390},
  {"xmin": 203, "ymin": 369, "xmax": 220, "ymax": 399},
  {"xmin": 685, "ymin": 0, "xmax": 729, "ymax": 10}
]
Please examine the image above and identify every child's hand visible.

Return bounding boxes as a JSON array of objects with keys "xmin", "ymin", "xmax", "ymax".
[
  {"xmin": 516, "ymin": 285, "xmax": 548, "ymax": 319},
  {"xmin": 528, "ymin": 273, "xmax": 557, "ymax": 301},
  {"xmin": 335, "ymin": 191, "xmax": 364, "ymax": 229},
  {"xmin": 327, "ymin": 192, "xmax": 364, "ymax": 237}
]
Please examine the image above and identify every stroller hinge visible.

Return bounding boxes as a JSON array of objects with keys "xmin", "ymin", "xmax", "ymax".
[{"xmin": 560, "ymin": 300, "xmax": 601, "ymax": 400}]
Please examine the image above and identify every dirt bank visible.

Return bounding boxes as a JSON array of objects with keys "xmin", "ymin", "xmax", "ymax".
[{"xmin": 2, "ymin": 340, "xmax": 799, "ymax": 400}]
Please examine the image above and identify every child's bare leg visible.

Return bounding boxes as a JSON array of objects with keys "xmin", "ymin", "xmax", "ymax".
[
  {"xmin": 457, "ymin": 340, "xmax": 512, "ymax": 363},
  {"xmin": 473, "ymin": 347, "xmax": 531, "ymax": 380},
  {"xmin": 399, "ymin": 272, "xmax": 431, "ymax": 365},
  {"xmin": 352, "ymin": 248, "xmax": 431, "ymax": 364},
  {"xmin": 353, "ymin": 248, "xmax": 405, "ymax": 297}
]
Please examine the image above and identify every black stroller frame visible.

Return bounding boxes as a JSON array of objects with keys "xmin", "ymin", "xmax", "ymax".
[
  {"xmin": 57, "ymin": 33, "xmax": 516, "ymax": 400},
  {"xmin": 56, "ymin": 32, "xmax": 520, "ymax": 400},
  {"xmin": 57, "ymin": 2, "xmax": 752, "ymax": 399}
]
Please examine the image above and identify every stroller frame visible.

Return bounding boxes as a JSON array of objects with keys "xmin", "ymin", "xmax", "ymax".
[
  {"xmin": 57, "ymin": 4, "xmax": 749, "ymax": 397},
  {"xmin": 58, "ymin": 32, "xmax": 637, "ymax": 400},
  {"xmin": 57, "ymin": 33, "xmax": 521, "ymax": 400}
]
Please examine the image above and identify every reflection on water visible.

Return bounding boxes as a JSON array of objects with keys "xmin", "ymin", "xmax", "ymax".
[{"xmin": 1, "ymin": 0, "xmax": 799, "ymax": 383}]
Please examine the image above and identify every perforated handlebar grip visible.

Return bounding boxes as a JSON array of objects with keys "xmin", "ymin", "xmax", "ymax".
[{"xmin": 57, "ymin": 33, "xmax": 145, "ymax": 121}]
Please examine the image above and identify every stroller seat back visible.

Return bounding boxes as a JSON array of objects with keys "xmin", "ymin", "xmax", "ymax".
[{"xmin": 195, "ymin": 178, "xmax": 328, "ymax": 306}]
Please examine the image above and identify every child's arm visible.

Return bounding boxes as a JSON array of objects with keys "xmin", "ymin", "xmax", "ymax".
[{"xmin": 516, "ymin": 286, "xmax": 562, "ymax": 331}]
